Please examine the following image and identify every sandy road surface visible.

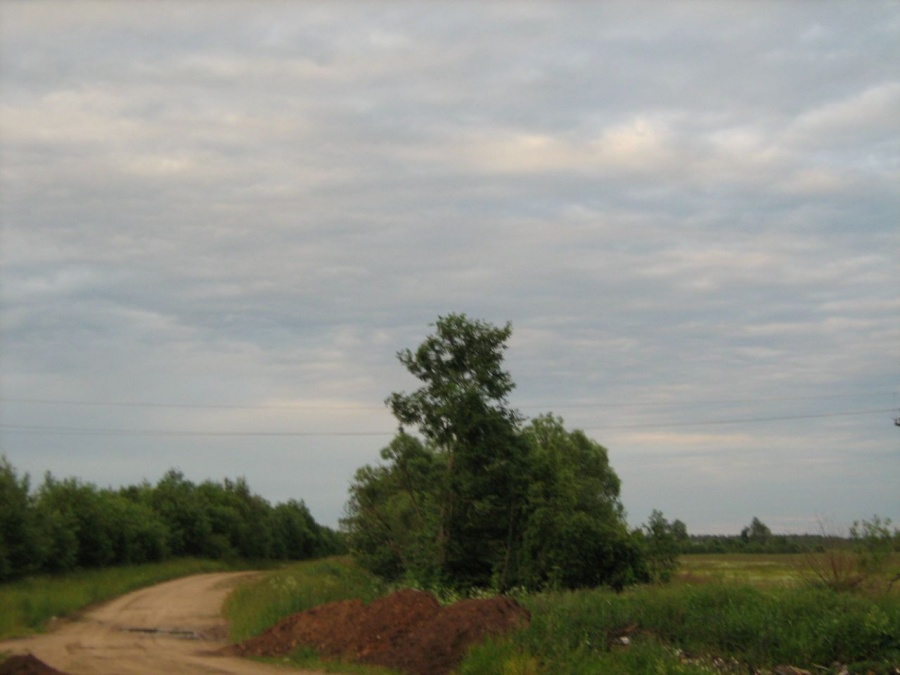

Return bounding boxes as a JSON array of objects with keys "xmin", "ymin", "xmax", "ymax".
[{"xmin": 0, "ymin": 572, "xmax": 321, "ymax": 675}]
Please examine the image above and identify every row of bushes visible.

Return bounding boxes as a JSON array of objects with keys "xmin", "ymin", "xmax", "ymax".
[{"xmin": 0, "ymin": 457, "xmax": 344, "ymax": 581}]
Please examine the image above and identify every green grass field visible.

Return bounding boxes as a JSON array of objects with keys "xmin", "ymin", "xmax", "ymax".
[{"xmin": 676, "ymin": 552, "xmax": 809, "ymax": 586}]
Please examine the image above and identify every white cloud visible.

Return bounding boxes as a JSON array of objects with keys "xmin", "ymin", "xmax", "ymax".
[
  {"xmin": 790, "ymin": 82, "xmax": 900, "ymax": 143},
  {"xmin": 1, "ymin": 1, "xmax": 898, "ymax": 530}
]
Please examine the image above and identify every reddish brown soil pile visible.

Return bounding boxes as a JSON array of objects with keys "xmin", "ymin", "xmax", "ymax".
[
  {"xmin": 0, "ymin": 654, "xmax": 66, "ymax": 675},
  {"xmin": 231, "ymin": 588, "xmax": 531, "ymax": 675}
]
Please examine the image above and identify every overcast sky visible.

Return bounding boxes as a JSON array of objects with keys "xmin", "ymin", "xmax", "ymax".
[{"xmin": 1, "ymin": 1, "xmax": 898, "ymax": 534}]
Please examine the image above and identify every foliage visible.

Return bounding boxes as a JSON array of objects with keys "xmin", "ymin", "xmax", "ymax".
[
  {"xmin": 342, "ymin": 433, "xmax": 444, "ymax": 583},
  {"xmin": 0, "ymin": 456, "xmax": 343, "ymax": 582},
  {"xmin": 741, "ymin": 516, "xmax": 773, "ymax": 546},
  {"xmin": 0, "ymin": 458, "xmax": 42, "ymax": 580},
  {"xmin": 639, "ymin": 509, "xmax": 686, "ymax": 583},
  {"xmin": 386, "ymin": 314, "xmax": 531, "ymax": 589},
  {"xmin": 519, "ymin": 415, "xmax": 644, "ymax": 590},
  {"xmin": 342, "ymin": 314, "xmax": 645, "ymax": 591}
]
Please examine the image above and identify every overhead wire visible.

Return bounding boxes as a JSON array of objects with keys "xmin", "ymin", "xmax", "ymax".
[
  {"xmin": 0, "ymin": 408, "xmax": 893, "ymax": 437},
  {"xmin": 0, "ymin": 390, "xmax": 895, "ymax": 411},
  {"xmin": 2, "ymin": 391, "xmax": 896, "ymax": 438}
]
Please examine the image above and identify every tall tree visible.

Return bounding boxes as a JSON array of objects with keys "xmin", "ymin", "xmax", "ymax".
[
  {"xmin": 385, "ymin": 314, "xmax": 530, "ymax": 588},
  {"xmin": 741, "ymin": 516, "xmax": 772, "ymax": 546},
  {"xmin": 345, "ymin": 315, "xmax": 648, "ymax": 591}
]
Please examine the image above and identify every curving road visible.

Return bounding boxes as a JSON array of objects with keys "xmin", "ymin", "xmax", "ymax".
[{"xmin": 0, "ymin": 572, "xmax": 321, "ymax": 675}]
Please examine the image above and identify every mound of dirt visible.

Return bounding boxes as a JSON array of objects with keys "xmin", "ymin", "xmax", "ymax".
[
  {"xmin": 0, "ymin": 654, "xmax": 66, "ymax": 675},
  {"xmin": 231, "ymin": 588, "xmax": 531, "ymax": 675}
]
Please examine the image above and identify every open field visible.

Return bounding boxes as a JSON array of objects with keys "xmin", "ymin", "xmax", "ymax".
[
  {"xmin": 677, "ymin": 553, "xmax": 810, "ymax": 586},
  {"xmin": 678, "ymin": 552, "xmax": 900, "ymax": 592}
]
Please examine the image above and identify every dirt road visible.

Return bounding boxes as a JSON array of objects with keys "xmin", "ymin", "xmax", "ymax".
[{"xmin": 0, "ymin": 572, "xmax": 321, "ymax": 675}]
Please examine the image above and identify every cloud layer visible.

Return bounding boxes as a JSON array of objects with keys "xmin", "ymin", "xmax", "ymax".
[{"xmin": 2, "ymin": 2, "xmax": 898, "ymax": 533}]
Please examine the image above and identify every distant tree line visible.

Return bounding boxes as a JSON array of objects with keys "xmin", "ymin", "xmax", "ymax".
[
  {"xmin": 0, "ymin": 458, "xmax": 344, "ymax": 581},
  {"xmin": 341, "ymin": 314, "xmax": 681, "ymax": 591},
  {"xmin": 681, "ymin": 516, "xmax": 900, "ymax": 555}
]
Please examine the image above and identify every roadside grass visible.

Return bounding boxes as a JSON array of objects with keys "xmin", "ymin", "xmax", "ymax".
[
  {"xmin": 0, "ymin": 558, "xmax": 237, "ymax": 640},
  {"xmin": 223, "ymin": 556, "xmax": 386, "ymax": 644}
]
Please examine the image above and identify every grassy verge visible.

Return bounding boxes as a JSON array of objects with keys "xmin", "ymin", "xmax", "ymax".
[
  {"xmin": 223, "ymin": 556, "xmax": 386, "ymax": 644},
  {"xmin": 0, "ymin": 558, "xmax": 237, "ymax": 640}
]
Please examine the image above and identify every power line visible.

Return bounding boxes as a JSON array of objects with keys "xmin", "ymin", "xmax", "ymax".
[
  {"xmin": 0, "ymin": 408, "xmax": 892, "ymax": 437},
  {"xmin": 1, "ymin": 390, "xmax": 895, "ymax": 411},
  {"xmin": 0, "ymin": 424, "xmax": 394, "ymax": 437},
  {"xmin": 583, "ymin": 408, "xmax": 895, "ymax": 430},
  {"xmin": 0, "ymin": 397, "xmax": 384, "ymax": 411}
]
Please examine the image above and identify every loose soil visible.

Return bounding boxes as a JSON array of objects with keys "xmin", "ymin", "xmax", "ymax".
[{"xmin": 230, "ymin": 588, "xmax": 531, "ymax": 675}]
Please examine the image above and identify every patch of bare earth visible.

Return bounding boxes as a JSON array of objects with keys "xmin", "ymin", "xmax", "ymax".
[{"xmin": 229, "ymin": 588, "xmax": 531, "ymax": 675}]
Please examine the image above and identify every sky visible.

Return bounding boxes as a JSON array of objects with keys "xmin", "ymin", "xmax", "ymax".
[{"xmin": 1, "ymin": 1, "xmax": 898, "ymax": 535}]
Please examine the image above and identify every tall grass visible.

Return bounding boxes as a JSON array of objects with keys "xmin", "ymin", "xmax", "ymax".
[
  {"xmin": 0, "ymin": 558, "xmax": 234, "ymax": 639},
  {"xmin": 224, "ymin": 556, "xmax": 386, "ymax": 643},
  {"xmin": 460, "ymin": 582, "xmax": 900, "ymax": 674}
]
